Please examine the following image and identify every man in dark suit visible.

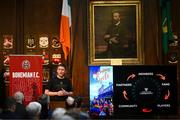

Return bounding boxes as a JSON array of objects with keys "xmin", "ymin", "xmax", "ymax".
[
  {"xmin": 103, "ymin": 11, "xmax": 129, "ymax": 58},
  {"xmin": 13, "ymin": 91, "xmax": 27, "ymax": 119}
]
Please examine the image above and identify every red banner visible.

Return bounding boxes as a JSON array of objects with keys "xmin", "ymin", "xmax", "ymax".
[{"xmin": 9, "ymin": 55, "xmax": 42, "ymax": 105}]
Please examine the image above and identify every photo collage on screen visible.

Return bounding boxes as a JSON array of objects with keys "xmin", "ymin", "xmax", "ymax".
[{"xmin": 89, "ymin": 66, "xmax": 114, "ymax": 117}]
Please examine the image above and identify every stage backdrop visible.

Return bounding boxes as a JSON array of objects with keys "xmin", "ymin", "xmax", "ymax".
[{"xmin": 9, "ymin": 55, "xmax": 43, "ymax": 105}]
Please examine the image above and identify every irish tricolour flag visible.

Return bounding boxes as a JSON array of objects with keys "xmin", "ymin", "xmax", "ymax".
[{"xmin": 60, "ymin": 0, "xmax": 71, "ymax": 60}]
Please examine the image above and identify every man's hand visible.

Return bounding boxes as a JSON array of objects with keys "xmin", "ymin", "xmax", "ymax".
[
  {"xmin": 61, "ymin": 88, "xmax": 69, "ymax": 95},
  {"xmin": 104, "ymin": 34, "xmax": 119, "ymax": 44},
  {"xmin": 104, "ymin": 34, "xmax": 110, "ymax": 39},
  {"xmin": 57, "ymin": 90, "xmax": 63, "ymax": 96},
  {"xmin": 109, "ymin": 37, "xmax": 119, "ymax": 44}
]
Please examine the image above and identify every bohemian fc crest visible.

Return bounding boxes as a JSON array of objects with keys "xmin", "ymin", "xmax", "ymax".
[{"xmin": 22, "ymin": 59, "xmax": 31, "ymax": 70}]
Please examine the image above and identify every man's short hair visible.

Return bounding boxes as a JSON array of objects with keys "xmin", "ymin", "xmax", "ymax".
[
  {"xmin": 112, "ymin": 10, "xmax": 121, "ymax": 16},
  {"xmin": 52, "ymin": 107, "xmax": 67, "ymax": 119},
  {"xmin": 65, "ymin": 96, "xmax": 75, "ymax": 109},
  {"xmin": 56, "ymin": 64, "xmax": 66, "ymax": 70},
  {"xmin": 13, "ymin": 91, "xmax": 24, "ymax": 103},
  {"xmin": 26, "ymin": 102, "xmax": 42, "ymax": 116}
]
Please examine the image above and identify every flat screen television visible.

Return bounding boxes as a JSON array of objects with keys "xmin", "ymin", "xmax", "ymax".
[{"xmin": 89, "ymin": 65, "xmax": 177, "ymax": 118}]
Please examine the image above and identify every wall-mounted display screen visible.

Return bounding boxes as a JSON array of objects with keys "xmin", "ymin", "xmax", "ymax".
[{"xmin": 89, "ymin": 65, "xmax": 177, "ymax": 118}]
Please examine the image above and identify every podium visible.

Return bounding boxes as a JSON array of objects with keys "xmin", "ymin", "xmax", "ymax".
[
  {"xmin": 47, "ymin": 96, "xmax": 66, "ymax": 110},
  {"xmin": 49, "ymin": 101, "xmax": 66, "ymax": 110}
]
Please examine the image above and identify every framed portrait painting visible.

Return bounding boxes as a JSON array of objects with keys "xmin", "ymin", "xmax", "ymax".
[{"xmin": 88, "ymin": 1, "xmax": 144, "ymax": 65}]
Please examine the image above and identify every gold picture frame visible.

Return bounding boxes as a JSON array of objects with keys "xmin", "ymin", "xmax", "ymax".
[{"xmin": 88, "ymin": 1, "xmax": 144, "ymax": 65}]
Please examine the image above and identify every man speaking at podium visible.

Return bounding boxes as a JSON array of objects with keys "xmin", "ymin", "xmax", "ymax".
[{"xmin": 44, "ymin": 64, "xmax": 73, "ymax": 109}]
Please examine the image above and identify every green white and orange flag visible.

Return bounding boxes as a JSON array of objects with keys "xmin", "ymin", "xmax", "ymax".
[{"xmin": 60, "ymin": 0, "xmax": 71, "ymax": 60}]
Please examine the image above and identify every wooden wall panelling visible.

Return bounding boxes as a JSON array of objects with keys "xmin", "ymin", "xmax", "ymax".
[
  {"xmin": 16, "ymin": 0, "xmax": 24, "ymax": 53},
  {"xmin": 0, "ymin": 0, "xmax": 16, "ymax": 70},
  {"xmin": 143, "ymin": 0, "xmax": 161, "ymax": 64},
  {"xmin": 172, "ymin": 0, "xmax": 180, "ymax": 118},
  {"xmin": 0, "ymin": 0, "xmax": 17, "ymax": 98},
  {"xmin": 71, "ymin": 0, "xmax": 89, "ymax": 106}
]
